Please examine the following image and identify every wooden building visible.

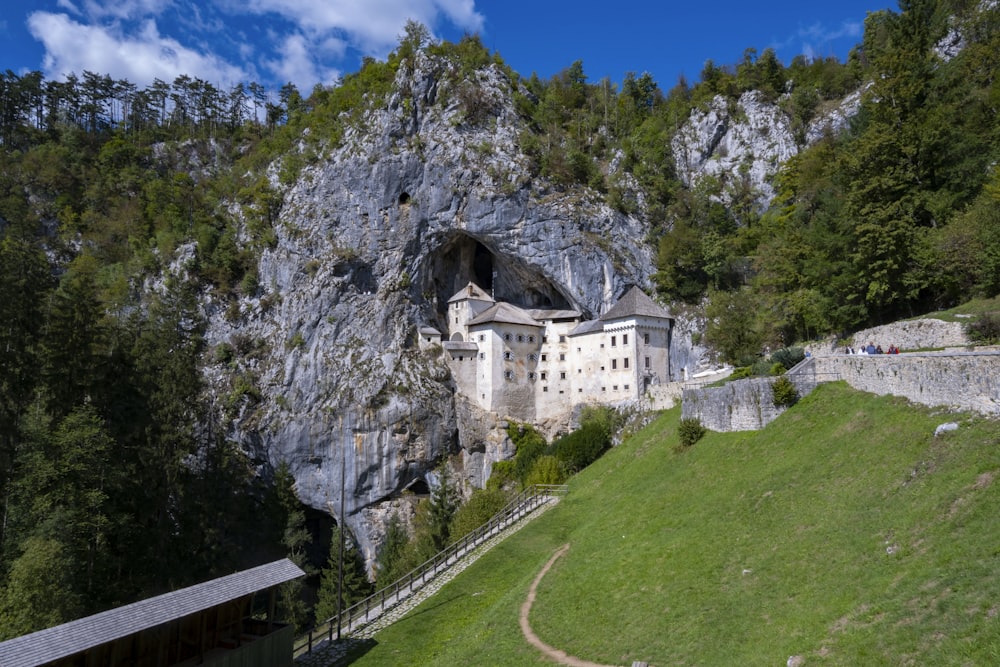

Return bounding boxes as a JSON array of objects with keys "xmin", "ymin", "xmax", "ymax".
[{"xmin": 0, "ymin": 559, "xmax": 305, "ymax": 667}]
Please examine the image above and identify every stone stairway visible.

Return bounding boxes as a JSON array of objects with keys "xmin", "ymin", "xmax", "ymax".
[{"xmin": 294, "ymin": 485, "xmax": 566, "ymax": 664}]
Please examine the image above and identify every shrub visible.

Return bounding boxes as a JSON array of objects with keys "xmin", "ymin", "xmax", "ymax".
[
  {"xmin": 448, "ymin": 487, "xmax": 511, "ymax": 544},
  {"xmin": 677, "ymin": 418, "xmax": 706, "ymax": 449},
  {"xmin": 507, "ymin": 423, "xmax": 548, "ymax": 482},
  {"xmin": 551, "ymin": 420, "xmax": 611, "ymax": 472},
  {"xmin": 770, "ymin": 346, "xmax": 805, "ymax": 371},
  {"xmin": 772, "ymin": 375, "xmax": 800, "ymax": 407},
  {"xmin": 966, "ymin": 313, "xmax": 1000, "ymax": 345},
  {"xmin": 525, "ymin": 455, "xmax": 566, "ymax": 486}
]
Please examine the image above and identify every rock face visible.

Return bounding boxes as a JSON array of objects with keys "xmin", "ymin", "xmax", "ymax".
[
  {"xmin": 204, "ymin": 52, "xmax": 660, "ymax": 565},
  {"xmin": 672, "ymin": 91, "xmax": 799, "ymax": 208},
  {"xmin": 672, "ymin": 88, "xmax": 862, "ymax": 210}
]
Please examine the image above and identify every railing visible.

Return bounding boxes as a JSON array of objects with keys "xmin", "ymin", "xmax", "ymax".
[{"xmin": 293, "ymin": 483, "xmax": 568, "ymax": 655}]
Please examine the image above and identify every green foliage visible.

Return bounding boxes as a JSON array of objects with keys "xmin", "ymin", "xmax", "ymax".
[
  {"xmin": 704, "ymin": 289, "xmax": 769, "ymax": 366},
  {"xmin": 770, "ymin": 347, "xmax": 805, "ymax": 372},
  {"xmin": 315, "ymin": 525, "xmax": 372, "ymax": 623},
  {"xmin": 965, "ymin": 313, "xmax": 1000, "ymax": 345},
  {"xmin": 677, "ymin": 417, "xmax": 706, "ymax": 448},
  {"xmin": 428, "ymin": 465, "xmax": 461, "ymax": 550},
  {"xmin": 549, "ymin": 419, "xmax": 611, "ymax": 473},
  {"xmin": 771, "ymin": 375, "xmax": 800, "ymax": 407},
  {"xmin": 524, "ymin": 455, "xmax": 566, "ymax": 486},
  {"xmin": 448, "ymin": 487, "xmax": 512, "ymax": 545},
  {"xmin": 0, "ymin": 536, "xmax": 82, "ymax": 640},
  {"xmin": 506, "ymin": 422, "xmax": 548, "ymax": 484}
]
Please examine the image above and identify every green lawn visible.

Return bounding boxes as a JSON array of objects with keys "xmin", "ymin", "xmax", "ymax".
[{"xmin": 347, "ymin": 383, "xmax": 1000, "ymax": 666}]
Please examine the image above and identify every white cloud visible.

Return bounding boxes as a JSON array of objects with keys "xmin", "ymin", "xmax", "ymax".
[
  {"xmin": 79, "ymin": 0, "xmax": 172, "ymax": 21},
  {"xmin": 264, "ymin": 32, "xmax": 342, "ymax": 91},
  {"xmin": 238, "ymin": 0, "xmax": 484, "ymax": 54},
  {"xmin": 27, "ymin": 12, "xmax": 249, "ymax": 87}
]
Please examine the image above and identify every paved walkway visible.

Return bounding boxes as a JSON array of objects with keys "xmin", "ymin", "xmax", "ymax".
[{"xmin": 296, "ymin": 496, "xmax": 561, "ymax": 667}]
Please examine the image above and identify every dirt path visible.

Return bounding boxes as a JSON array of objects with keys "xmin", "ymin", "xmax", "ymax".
[{"xmin": 519, "ymin": 544, "xmax": 622, "ymax": 667}]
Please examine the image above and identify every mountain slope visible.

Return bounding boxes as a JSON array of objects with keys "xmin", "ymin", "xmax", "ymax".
[{"xmin": 348, "ymin": 383, "xmax": 1000, "ymax": 665}]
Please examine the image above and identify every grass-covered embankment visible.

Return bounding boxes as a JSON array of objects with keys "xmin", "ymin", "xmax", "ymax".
[{"xmin": 349, "ymin": 383, "xmax": 1000, "ymax": 665}]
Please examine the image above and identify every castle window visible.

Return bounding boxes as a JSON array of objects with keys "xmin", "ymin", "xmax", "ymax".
[
  {"xmin": 600, "ymin": 343, "xmax": 604, "ymax": 348},
  {"xmin": 613, "ymin": 385, "xmax": 619, "ymax": 391},
  {"xmin": 577, "ymin": 347, "xmax": 581, "ymax": 352},
  {"xmin": 578, "ymin": 369, "xmax": 582, "ymax": 373},
  {"xmin": 602, "ymin": 387, "xmax": 606, "ymax": 392},
  {"xmin": 624, "ymin": 384, "xmax": 630, "ymax": 390},
  {"xmin": 600, "ymin": 366, "xmax": 605, "ymax": 371},
  {"xmin": 480, "ymin": 352, "xmax": 485, "ymax": 360},
  {"xmin": 611, "ymin": 335, "xmax": 617, "ymax": 347},
  {"xmin": 578, "ymin": 388, "xmax": 583, "ymax": 393},
  {"xmin": 612, "ymin": 359, "xmax": 617, "ymax": 370},
  {"xmin": 645, "ymin": 356, "xmax": 650, "ymax": 368},
  {"xmin": 528, "ymin": 372, "xmax": 537, "ymax": 381},
  {"xmin": 623, "ymin": 334, "xmax": 628, "ymax": 345},
  {"xmin": 528, "ymin": 353, "xmax": 538, "ymax": 361},
  {"xmin": 560, "ymin": 371, "xmax": 566, "ymax": 380},
  {"xmin": 504, "ymin": 333, "xmax": 512, "ymax": 342},
  {"xmin": 504, "ymin": 370, "xmax": 514, "ymax": 381},
  {"xmin": 541, "ymin": 353, "xmax": 548, "ymax": 362},
  {"xmin": 624, "ymin": 358, "xmax": 630, "ymax": 369},
  {"xmin": 503, "ymin": 351, "xmax": 513, "ymax": 360},
  {"xmin": 644, "ymin": 333, "xmax": 650, "ymax": 344},
  {"xmin": 559, "ymin": 335, "xmax": 566, "ymax": 343},
  {"xmin": 543, "ymin": 335, "xmax": 548, "ymax": 343},
  {"xmin": 541, "ymin": 371, "xmax": 548, "ymax": 380},
  {"xmin": 528, "ymin": 335, "xmax": 536, "ymax": 343},
  {"xmin": 543, "ymin": 386, "xmax": 549, "ymax": 392},
  {"xmin": 459, "ymin": 356, "xmax": 463, "ymax": 361},
  {"xmin": 559, "ymin": 353, "xmax": 566, "ymax": 361},
  {"xmin": 517, "ymin": 334, "xmax": 524, "ymax": 343},
  {"xmin": 479, "ymin": 334, "xmax": 485, "ymax": 342}
]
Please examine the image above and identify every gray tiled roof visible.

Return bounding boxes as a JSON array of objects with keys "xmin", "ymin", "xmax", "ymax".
[
  {"xmin": 525, "ymin": 308, "xmax": 582, "ymax": 321},
  {"xmin": 0, "ymin": 559, "xmax": 305, "ymax": 667},
  {"xmin": 447, "ymin": 282, "xmax": 494, "ymax": 304},
  {"xmin": 600, "ymin": 286, "xmax": 672, "ymax": 322},
  {"xmin": 568, "ymin": 319, "xmax": 605, "ymax": 337},
  {"xmin": 467, "ymin": 302, "xmax": 543, "ymax": 328}
]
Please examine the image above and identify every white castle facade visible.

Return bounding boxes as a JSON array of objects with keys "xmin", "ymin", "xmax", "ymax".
[{"xmin": 420, "ymin": 283, "xmax": 675, "ymax": 422}]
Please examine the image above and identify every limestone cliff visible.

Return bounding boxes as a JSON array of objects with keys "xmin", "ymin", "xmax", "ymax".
[
  {"xmin": 672, "ymin": 88, "xmax": 860, "ymax": 210},
  {"xmin": 203, "ymin": 52, "xmax": 658, "ymax": 563}
]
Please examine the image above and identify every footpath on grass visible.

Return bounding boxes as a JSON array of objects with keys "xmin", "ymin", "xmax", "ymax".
[
  {"xmin": 519, "ymin": 543, "xmax": 626, "ymax": 667},
  {"xmin": 296, "ymin": 492, "xmax": 563, "ymax": 667}
]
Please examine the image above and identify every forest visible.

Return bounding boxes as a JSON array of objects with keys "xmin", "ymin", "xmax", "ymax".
[{"xmin": 0, "ymin": 0, "xmax": 997, "ymax": 639}]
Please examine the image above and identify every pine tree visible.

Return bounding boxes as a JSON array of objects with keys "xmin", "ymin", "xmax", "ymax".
[{"xmin": 314, "ymin": 525, "xmax": 371, "ymax": 624}]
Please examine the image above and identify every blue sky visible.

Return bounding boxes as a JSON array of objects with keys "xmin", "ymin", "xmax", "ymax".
[{"xmin": 0, "ymin": 1, "xmax": 894, "ymax": 94}]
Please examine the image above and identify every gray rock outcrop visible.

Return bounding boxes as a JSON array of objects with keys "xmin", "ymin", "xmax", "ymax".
[{"xmin": 204, "ymin": 52, "xmax": 660, "ymax": 565}]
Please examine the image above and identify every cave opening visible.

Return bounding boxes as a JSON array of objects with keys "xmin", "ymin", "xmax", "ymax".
[{"xmin": 424, "ymin": 232, "xmax": 575, "ymax": 323}]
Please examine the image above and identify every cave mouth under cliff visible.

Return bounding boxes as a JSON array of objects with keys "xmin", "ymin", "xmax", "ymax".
[{"xmin": 425, "ymin": 233, "xmax": 574, "ymax": 319}]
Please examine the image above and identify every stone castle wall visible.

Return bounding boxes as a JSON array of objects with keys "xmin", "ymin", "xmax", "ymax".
[
  {"xmin": 682, "ymin": 351, "xmax": 1000, "ymax": 432},
  {"xmin": 680, "ymin": 375, "xmax": 818, "ymax": 432}
]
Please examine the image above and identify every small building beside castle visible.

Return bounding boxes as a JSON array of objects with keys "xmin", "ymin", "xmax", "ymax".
[{"xmin": 429, "ymin": 283, "xmax": 674, "ymax": 422}]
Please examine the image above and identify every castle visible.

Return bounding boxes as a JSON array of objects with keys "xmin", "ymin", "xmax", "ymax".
[{"xmin": 420, "ymin": 283, "xmax": 675, "ymax": 422}]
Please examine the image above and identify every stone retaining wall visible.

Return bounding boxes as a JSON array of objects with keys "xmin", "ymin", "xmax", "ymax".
[
  {"xmin": 681, "ymin": 374, "xmax": 818, "ymax": 432},
  {"xmin": 682, "ymin": 351, "xmax": 1000, "ymax": 433},
  {"xmin": 807, "ymin": 351, "xmax": 1000, "ymax": 415}
]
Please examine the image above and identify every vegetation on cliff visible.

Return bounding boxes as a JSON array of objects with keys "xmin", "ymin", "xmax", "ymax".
[{"xmin": 0, "ymin": 0, "xmax": 997, "ymax": 638}]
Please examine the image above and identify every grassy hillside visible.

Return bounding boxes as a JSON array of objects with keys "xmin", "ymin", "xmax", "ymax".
[{"xmin": 348, "ymin": 383, "xmax": 1000, "ymax": 666}]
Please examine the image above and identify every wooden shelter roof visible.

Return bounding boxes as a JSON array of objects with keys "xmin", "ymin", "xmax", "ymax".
[{"xmin": 0, "ymin": 559, "xmax": 304, "ymax": 667}]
